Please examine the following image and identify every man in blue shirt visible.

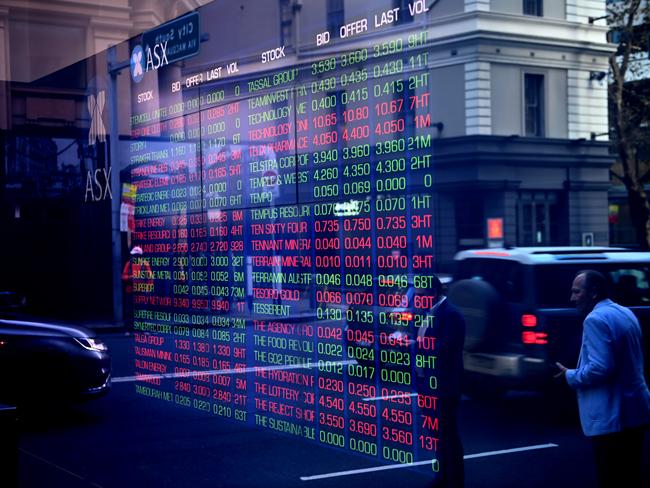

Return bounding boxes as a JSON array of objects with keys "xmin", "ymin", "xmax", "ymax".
[{"xmin": 556, "ymin": 270, "xmax": 650, "ymax": 487}]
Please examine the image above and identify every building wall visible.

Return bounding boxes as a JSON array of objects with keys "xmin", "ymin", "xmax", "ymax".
[
  {"xmin": 566, "ymin": 0, "xmax": 604, "ymax": 23},
  {"xmin": 431, "ymin": 65, "xmax": 465, "ymax": 138},
  {"xmin": 433, "ymin": 0, "xmax": 465, "ymax": 17},
  {"xmin": 491, "ymin": 0, "xmax": 566, "ymax": 18},
  {"xmin": 466, "ymin": 0, "xmax": 490, "ymax": 12},
  {"xmin": 490, "ymin": 0, "xmax": 521, "ymax": 15},
  {"xmin": 546, "ymin": 68, "xmax": 569, "ymax": 137},
  {"xmin": 491, "ymin": 64, "xmax": 521, "ymax": 135},
  {"xmin": 9, "ymin": 20, "xmax": 88, "ymax": 83},
  {"xmin": 545, "ymin": 0, "xmax": 567, "ymax": 19},
  {"xmin": 568, "ymin": 68, "xmax": 608, "ymax": 140},
  {"xmin": 465, "ymin": 62, "xmax": 491, "ymax": 135},
  {"xmin": 568, "ymin": 188, "xmax": 610, "ymax": 245},
  {"xmin": 491, "ymin": 64, "xmax": 568, "ymax": 138}
]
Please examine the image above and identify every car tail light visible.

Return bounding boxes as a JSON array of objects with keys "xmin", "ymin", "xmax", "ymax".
[
  {"xmin": 471, "ymin": 251, "xmax": 511, "ymax": 256},
  {"xmin": 521, "ymin": 314, "xmax": 537, "ymax": 327},
  {"xmin": 522, "ymin": 331, "xmax": 548, "ymax": 345}
]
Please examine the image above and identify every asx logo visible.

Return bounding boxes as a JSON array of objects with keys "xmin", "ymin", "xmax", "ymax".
[
  {"xmin": 130, "ymin": 45, "xmax": 144, "ymax": 83},
  {"xmin": 131, "ymin": 42, "xmax": 169, "ymax": 83},
  {"xmin": 87, "ymin": 91, "xmax": 107, "ymax": 145}
]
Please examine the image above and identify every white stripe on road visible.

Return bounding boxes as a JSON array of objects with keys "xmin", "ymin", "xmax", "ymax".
[
  {"xmin": 299, "ymin": 443, "xmax": 558, "ymax": 481},
  {"xmin": 112, "ymin": 360, "xmax": 356, "ymax": 383},
  {"xmin": 463, "ymin": 443, "xmax": 558, "ymax": 460}
]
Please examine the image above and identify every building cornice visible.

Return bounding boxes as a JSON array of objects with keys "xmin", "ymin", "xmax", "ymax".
[
  {"xmin": 298, "ymin": 10, "xmax": 614, "ymax": 60},
  {"xmin": 431, "ymin": 135, "xmax": 614, "ymax": 168},
  {"xmin": 1, "ymin": 0, "xmax": 131, "ymax": 23},
  {"xmin": 469, "ymin": 11, "xmax": 612, "ymax": 53}
]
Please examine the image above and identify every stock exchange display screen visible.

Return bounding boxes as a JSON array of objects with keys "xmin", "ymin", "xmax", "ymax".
[{"xmin": 125, "ymin": 1, "xmax": 449, "ymax": 476}]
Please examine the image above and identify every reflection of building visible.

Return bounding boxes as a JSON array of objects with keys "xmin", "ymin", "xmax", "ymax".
[
  {"xmin": 0, "ymin": 1, "xmax": 209, "ymax": 84},
  {"xmin": 0, "ymin": 0, "xmax": 616, "ymax": 320},
  {"xmin": 403, "ymin": 1, "xmax": 613, "ymax": 264},
  {"xmin": 164, "ymin": 0, "xmax": 614, "ymax": 267},
  {"xmin": 0, "ymin": 1, "xmax": 210, "ymax": 319}
]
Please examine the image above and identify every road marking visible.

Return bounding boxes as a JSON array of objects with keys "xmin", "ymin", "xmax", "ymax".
[
  {"xmin": 112, "ymin": 360, "xmax": 355, "ymax": 383},
  {"xmin": 299, "ymin": 443, "xmax": 558, "ymax": 481},
  {"xmin": 20, "ymin": 448, "xmax": 104, "ymax": 488},
  {"xmin": 363, "ymin": 392, "xmax": 419, "ymax": 402},
  {"xmin": 463, "ymin": 443, "xmax": 558, "ymax": 460}
]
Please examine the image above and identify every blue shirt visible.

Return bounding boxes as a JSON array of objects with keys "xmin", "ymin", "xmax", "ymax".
[{"xmin": 566, "ymin": 299, "xmax": 650, "ymax": 436}]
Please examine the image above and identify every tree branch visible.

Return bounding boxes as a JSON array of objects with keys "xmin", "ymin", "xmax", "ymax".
[
  {"xmin": 640, "ymin": 168, "xmax": 650, "ymax": 185},
  {"xmin": 611, "ymin": 169, "xmax": 628, "ymax": 186},
  {"xmin": 619, "ymin": 0, "xmax": 642, "ymax": 78}
]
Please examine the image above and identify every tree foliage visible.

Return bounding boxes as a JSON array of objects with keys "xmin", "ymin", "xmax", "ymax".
[{"xmin": 608, "ymin": 0, "xmax": 650, "ymax": 248}]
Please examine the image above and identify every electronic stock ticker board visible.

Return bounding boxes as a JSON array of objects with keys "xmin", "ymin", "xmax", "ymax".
[{"xmin": 126, "ymin": 0, "xmax": 448, "ymax": 475}]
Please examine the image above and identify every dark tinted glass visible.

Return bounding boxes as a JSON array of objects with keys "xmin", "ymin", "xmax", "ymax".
[
  {"xmin": 536, "ymin": 264, "xmax": 650, "ymax": 307},
  {"xmin": 456, "ymin": 259, "xmax": 525, "ymax": 302},
  {"xmin": 523, "ymin": 0, "xmax": 543, "ymax": 16},
  {"xmin": 524, "ymin": 73, "xmax": 544, "ymax": 137}
]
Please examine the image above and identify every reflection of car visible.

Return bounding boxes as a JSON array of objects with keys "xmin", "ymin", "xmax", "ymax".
[
  {"xmin": 449, "ymin": 247, "xmax": 650, "ymax": 395},
  {"xmin": 0, "ymin": 318, "xmax": 111, "ymax": 404}
]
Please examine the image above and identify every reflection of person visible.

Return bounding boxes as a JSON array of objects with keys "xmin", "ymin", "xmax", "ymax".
[
  {"xmin": 121, "ymin": 246, "xmax": 153, "ymax": 328},
  {"xmin": 556, "ymin": 270, "xmax": 650, "ymax": 488},
  {"xmin": 416, "ymin": 275, "xmax": 466, "ymax": 488}
]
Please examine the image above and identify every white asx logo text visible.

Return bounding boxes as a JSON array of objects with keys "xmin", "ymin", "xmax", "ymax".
[{"xmin": 145, "ymin": 41, "xmax": 169, "ymax": 71}]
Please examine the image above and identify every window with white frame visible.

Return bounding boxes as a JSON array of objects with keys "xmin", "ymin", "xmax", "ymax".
[
  {"xmin": 523, "ymin": 0, "xmax": 543, "ymax": 16},
  {"xmin": 524, "ymin": 73, "xmax": 545, "ymax": 137}
]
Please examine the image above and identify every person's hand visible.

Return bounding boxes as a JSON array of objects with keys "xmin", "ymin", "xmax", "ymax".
[{"xmin": 554, "ymin": 362, "xmax": 568, "ymax": 379}]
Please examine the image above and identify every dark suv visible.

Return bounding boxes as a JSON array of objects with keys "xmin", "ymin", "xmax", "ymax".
[{"xmin": 448, "ymin": 247, "xmax": 650, "ymax": 394}]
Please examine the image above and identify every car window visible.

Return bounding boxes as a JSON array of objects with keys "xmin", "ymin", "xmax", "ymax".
[
  {"xmin": 535, "ymin": 264, "xmax": 650, "ymax": 308},
  {"xmin": 456, "ymin": 259, "xmax": 524, "ymax": 302},
  {"xmin": 609, "ymin": 267, "xmax": 650, "ymax": 306}
]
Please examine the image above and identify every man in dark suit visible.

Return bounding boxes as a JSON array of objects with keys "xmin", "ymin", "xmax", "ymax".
[{"xmin": 416, "ymin": 275, "xmax": 466, "ymax": 487}]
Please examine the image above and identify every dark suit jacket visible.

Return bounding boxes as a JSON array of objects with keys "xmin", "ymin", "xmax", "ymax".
[{"xmin": 420, "ymin": 297, "xmax": 466, "ymax": 403}]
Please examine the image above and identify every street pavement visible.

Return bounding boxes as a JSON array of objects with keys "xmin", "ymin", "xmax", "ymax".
[{"xmin": 13, "ymin": 332, "xmax": 650, "ymax": 487}]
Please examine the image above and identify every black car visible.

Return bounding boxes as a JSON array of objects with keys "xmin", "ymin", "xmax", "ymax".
[
  {"xmin": 449, "ymin": 247, "xmax": 650, "ymax": 395},
  {"xmin": 0, "ymin": 317, "xmax": 111, "ymax": 404}
]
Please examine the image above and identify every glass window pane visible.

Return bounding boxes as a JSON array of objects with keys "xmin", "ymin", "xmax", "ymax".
[
  {"xmin": 523, "ymin": 0, "xmax": 543, "ymax": 16},
  {"xmin": 524, "ymin": 74, "xmax": 544, "ymax": 137}
]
